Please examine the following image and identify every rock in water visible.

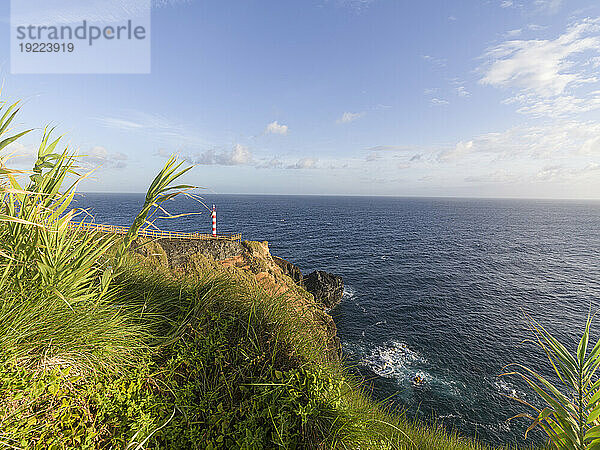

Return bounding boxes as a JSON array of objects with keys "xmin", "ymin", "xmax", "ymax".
[
  {"xmin": 304, "ymin": 271, "xmax": 344, "ymax": 309},
  {"xmin": 272, "ymin": 255, "xmax": 304, "ymax": 286}
]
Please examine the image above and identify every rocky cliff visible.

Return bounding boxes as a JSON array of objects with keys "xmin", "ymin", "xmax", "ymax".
[
  {"xmin": 304, "ymin": 271, "xmax": 344, "ymax": 309},
  {"xmin": 271, "ymin": 256, "xmax": 303, "ymax": 286},
  {"xmin": 271, "ymin": 256, "xmax": 344, "ymax": 309},
  {"xmin": 132, "ymin": 237, "xmax": 343, "ymax": 361}
]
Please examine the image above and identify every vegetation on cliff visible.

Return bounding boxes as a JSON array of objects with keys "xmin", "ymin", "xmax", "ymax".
[{"xmin": 0, "ymin": 97, "xmax": 532, "ymax": 449}]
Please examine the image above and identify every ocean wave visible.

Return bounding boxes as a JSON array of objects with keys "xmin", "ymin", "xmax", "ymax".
[
  {"xmin": 343, "ymin": 285, "xmax": 356, "ymax": 299},
  {"xmin": 438, "ymin": 413, "xmax": 461, "ymax": 420},
  {"xmin": 360, "ymin": 341, "xmax": 466, "ymax": 398},
  {"xmin": 362, "ymin": 340, "xmax": 426, "ymax": 380},
  {"xmin": 494, "ymin": 378, "xmax": 518, "ymax": 398},
  {"xmin": 342, "ymin": 285, "xmax": 369, "ymax": 313}
]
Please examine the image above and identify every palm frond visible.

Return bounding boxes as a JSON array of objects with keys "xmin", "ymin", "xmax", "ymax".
[{"xmin": 508, "ymin": 315, "xmax": 600, "ymax": 449}]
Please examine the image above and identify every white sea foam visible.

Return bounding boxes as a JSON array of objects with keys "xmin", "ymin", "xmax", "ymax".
[
  {"xmin": 438, "ymin": 413, "xmax": 461, "ymax": 420},
  {"xmin": 343, "ymin": 285, "xmax": 356, "ymax": 299},
  {"xmin": 362, "ymin": 340, "xmax": 426, "ymax": 380},
  {"xmin": 494, "ymin": 378, "xmax": 518, "ymax": 398},
  {"xmin": 413, "ymin": 370, "xmax": 429, "ymax": 384},
  {"xmin": 361, "ymin": 341, "xmax": 466, "ymax": 398}
]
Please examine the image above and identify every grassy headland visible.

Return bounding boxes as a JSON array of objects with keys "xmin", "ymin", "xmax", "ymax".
[
  {"xmin": 0, "ymin": 97, "xmax": 537, "ymax": 449},
  {"xmin": 0, "ymin": 250, "xmax": 515, "ymax": 449}
]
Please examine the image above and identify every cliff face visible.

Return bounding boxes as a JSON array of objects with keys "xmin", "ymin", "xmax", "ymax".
[
  {"xmin": 271, "ymin": 256, "xmax": 303, "ymax": 286},
  {"xmin": 304, "ymin": 271, "xmax": 344, "ymax": 309},
  {"xmin": 132, "ymin": 238, "xmax": 342, "ymax": 361},
  {"xmin": 272, "ymin": 257, "xmax": 344, "ymax": 309}
]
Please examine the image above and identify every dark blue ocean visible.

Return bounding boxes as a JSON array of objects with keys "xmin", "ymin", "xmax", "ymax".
[{"xmin": 73, "ymin": 194, "xmax": 600, "ymax": 446}]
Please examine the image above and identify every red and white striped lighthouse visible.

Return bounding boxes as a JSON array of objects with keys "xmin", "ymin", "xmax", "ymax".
[{"xmin": 211, "ymin": 205, "xmax": 217, "ymax": 237}]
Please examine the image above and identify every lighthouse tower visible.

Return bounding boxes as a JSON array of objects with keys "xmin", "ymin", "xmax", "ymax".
[{"xmin": 211, "ymin": 205, "xmax": 217, "ymax": 237}]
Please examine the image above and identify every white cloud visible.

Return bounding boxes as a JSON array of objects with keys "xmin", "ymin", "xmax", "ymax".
[
  {"xmin": 366, "ymin": 145, "xmax": 414, "ymax": 152},
  {"xmin": 587, "ymin": 56, "xmax": 600, "ymax": 68},
  {"xmin": 481, "ymin": 18, "xmax": 600, "ymax": 97},
  {"xmin": 439, "ymin": 140, "xmax": 474, "ymax": 161},
  {"xmin": 187, "ymin": 144, "xmax": 253, "ymax": 166},
  {"xmin": 579, "ymin": 135, "xmax": 600, "ymax": 155},
  {"xmin": 534, "ymin": 0, "xmax": 562, "ymax": 13},
  {"xmin": 422, "ymin": 55, "xmax": 447, "ymax": 67},
  {"xmin": 97, "ymin": 111, "xmax": 209, "ymax": 147},
  {"xmin": 356, "ymin": 146, "xmax": 427, "ymax": 170},
  {"xmin": 503, "ymin": 91, "xmax": 600, "ymax": 117},
  {"xmin": 332, "ymin": 0, "xmax": 375, "ymax": 11},
  {"xmin": 528, "ymin": 24, "xmax": 546, "ymax": 31},
  {"xmin": 505, "ymin": 29, "xmax": 522, "ymax": 38},
  {"xmin": 265, "ymin": 120, "xmax": 289, "ymax": 135},
  {"xmin": 255, "ymin": 158, "xmax": 284, "ymax": 169},
  {"xmin": 3, "ymin": 142, "xmax": 127, "ymax": 170},
  {"xmin": 2, "ymin": 141, "xmax": 37, "ymax": 166},
  {"xmin": 431, "ymin": 98, "xmax": 449, "ymax": 105},
  {"xmin": 456, "ymin": 86, "xmax": 471, "ymax": 97},
  {"xmin": 336, "ymin": 112, "xmax": 364, "ymax": 124},
  {"xmin": 286, "ymin": 157, "xmax": 318, "ymax": 169},
  {"xmin": 535, "ymin": 162, "xmax": 600, "ymax": 182},
  {"xmin": 480, "ymin": 18, "xmax": 600, "ymax": 117},
  {"xmin": 465, "ymin": 169, "xmax": 518, "ymax": 183},
  {"xmin": 97, "ymin": 117, "xmax": 144, "ymax": 131},
  {"xmin": 500, "ymin": 0, "xmax": 513, "ymax": 7},
  {"xmin": 2, "ymin": 135, "xmax": 131, "ymax": 173},
  {"xmin": 464, "ymin": 164, "xmax": 600, "ymax": 185},
  {"xmin": 256, "ymin": 156, "xmax": 328, "ymax": 170},
  {"xmin": 438, "ymin": 120, "xmax": 600, "ymax": 162},
  {"xmin": 535, "ymin": 165, "xmax": 567, "ymax": 181},
  {"xmin": 3, "ymin": 141, "xmax": 33, "ymax": 156},
  {"xmin": 79, "ymin": 146, "xmax": 128, "ymax": 169},
  {"xmin": 98, "ymin": 112, "xmax": 183, "ymax": 133},
  {"xmin": 229, "ymin": 144, "xmax": 252, "ymax": 165}
]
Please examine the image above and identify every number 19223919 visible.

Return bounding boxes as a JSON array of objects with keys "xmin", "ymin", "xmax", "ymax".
[{"xmin": 19, "ymin": 42, "xmax": 75, "ymax": 52}]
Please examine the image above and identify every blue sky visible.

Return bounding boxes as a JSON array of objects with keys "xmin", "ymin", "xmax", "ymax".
[{"xmin": 2, "ymin": 0, "xmax": 600, "ymax": 198}]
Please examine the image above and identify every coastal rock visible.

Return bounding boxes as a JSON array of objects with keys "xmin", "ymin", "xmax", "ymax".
[
  {"xmin": 304, "ymin": 271, "xmax": 344, "ymax": 309},
  {"xmin": 272, "ymin": 256, "xmax": 303, "ymax": 286}
]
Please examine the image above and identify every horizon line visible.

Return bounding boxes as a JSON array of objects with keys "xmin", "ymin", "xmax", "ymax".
[{"xmin": 77, "ymin": 192, "xmax": 600, "ymax": 202}]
